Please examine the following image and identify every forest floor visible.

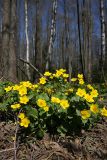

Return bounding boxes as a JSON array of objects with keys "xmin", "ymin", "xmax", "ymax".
[{"xmin": 0, "ymin": 118, "xmax": 107, "ymax": 160}]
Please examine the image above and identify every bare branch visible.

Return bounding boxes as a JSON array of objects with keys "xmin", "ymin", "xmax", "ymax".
[{"xmin": 19, "ymin": 58, "xmax": 43, "ymax": 77}]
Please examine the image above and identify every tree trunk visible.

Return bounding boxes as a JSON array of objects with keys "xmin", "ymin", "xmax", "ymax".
[
  {"xmin": 8, "ymin": 0, "xmax": 17, "ymax": 82},
  {"xmin": 76, "ymin": 0, "xmax": 85, "ymax": 78},
  {"xmin": 2, "ymin": 0, "xmax": 17, "ymax": 82},
  {"xmin": 34, "ymin": 0, "xmax": 42, "ymax": 81},
  {"xmin": 82, "ymin": 0, "xmax": 92, "ymax": 82},
  {"xmin": 2, "ymin": 0, "xmax": 10, "ymax": 80},
  {"xmin": 25, "ymin": 0, "xmax": 30, "ymax": 80},
  {"xmin": 100, "ymin": 0, "xmax": 106, "ymax": 80},
  {"xmin": 45, "ymin": 0, "xmax": 57, "ymax": 70}
]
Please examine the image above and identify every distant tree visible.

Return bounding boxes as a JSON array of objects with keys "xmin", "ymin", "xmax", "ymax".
[
  {"xmin": 34, "ymin": 0, "xmax": 42, "ymax": 80},
  {"xmin": 2, "ymin": 0, "xmax": 10, "ymax": 79},
  {"xmin": 2, "ymin": 0, "xmax": 17, "ymax": 82},
  {"xmin": 25, "ymin": 0, "xmax": 30, "ymax": 79},
  {"xmin": 76, "ymin": 0, "xmax": 85, "ymax": 78},
  {"xmin": 8, "ymin": 0, "xmax": 17, "ymax": 81},
  {"xmin": 45, "ymin": 0, "xmax": 57, "ymax": 70},
  {"xmin": 82, "ymin": 0, "xmax": 92, "ymax": 82},
  {"xmin": 100, "ymin": 0, "xmax": 106, "ymax": 80}
]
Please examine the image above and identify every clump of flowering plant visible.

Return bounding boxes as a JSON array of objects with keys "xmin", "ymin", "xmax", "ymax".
[{"xmin": 0, "ymin": 69, "xmax": 106, "ymax": 137}]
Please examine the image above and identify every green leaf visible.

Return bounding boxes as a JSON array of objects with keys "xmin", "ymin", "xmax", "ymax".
[
  {"xmin": 70, "ymin": 96, "xmax": 80, "ymax": 102},
  {"xmin": 25, "ymin": 106, "xmax": 38, "ymax": 119},
  {"xmin": 76, "ymin": 109, "xmax": 81, "ymax": 116},
  {"xmin": 0, "ymin": 103, "xmax": 8, "ymax": 111},
  {"xmin": 57, "ymin": 125, "xmax": 67, "ymax": 135},
  {"xmin": 36, "ymin": 93, "xmax": 49, "ymax": 101},
  {"xmin": 36, "ymin": 129, "xmax": 45, "ymax": 139}
]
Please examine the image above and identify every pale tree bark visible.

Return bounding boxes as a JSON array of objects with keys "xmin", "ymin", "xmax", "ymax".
[
  {"xmin": 59, "ymin": 31, "xmax": 64, "ymax": 68},
  {"xmin": 45, "ymin": 0, "xmax": 57, "ymax": 70},
  {"xmin": 8, "ymin": 0, "xmax": 17, "ymax": 82},
  {"xmin": 100, "ymin": 0, "xmax": 106, "ymax": 78},
  {"xmin": 25, "ymin": 0, "xmax": 30, "ymax": 79}
]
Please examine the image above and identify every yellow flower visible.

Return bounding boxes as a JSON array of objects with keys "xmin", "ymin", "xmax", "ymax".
[
  {"xmin": 18, "ymin": 86, "xmax": 27, "ymax": 96},
  {"xmin": 5, "ymin": 86, "xmax": 12, "ymax": 92},
  {"xmin": 101, "ymin": 107, "xmax": 107, "ymax": 116},
  {"xmin": 60, "ymin": 99, "xmax": 69, "ymax": 109},
  {"xmin": 90, "ymin": 104, "xmax": 99, "ymax": 114},
  {"xmin": 81, "ymin": 110, "xmax": 91, "ymax": 120},
  {"xmin": 39, "ymin": 77, "xmax": 47, "ymax": 84},
  {"xmin": 90, "ymin": 89, "xmax": 98, "ymax": 98},
  {"xmin": 37, "ymin": 99, "xmax": 46, "ymax": 107},
  {"xmin": 51, "ymin": 97, "xmax": 60, "ymax": 103},
  {"xmin": 63, "ymin": 73, "xmax": 69, "ymax": 78},
  {"xmin": 20, "ymin": 96, "xmax": 29, "ymax": 104},
  {"xmin": 71, "ymin": 78, "xmax": 77, "ymax": 82},
  {"xmin": 20, "ymin": 117, "xmax": 30, "ymax": 128},
  {"xmin": 76, "ymin": 88, "xmax": 86, "ymax": 97},
  {"xmin": 79, "ymin": 79, "xmax": 84, "ymax": 85},
  {"xmin": 32, "ymin": 84, "xmax": 39, "ymax": 90},
  {"xmin": 84, "ymin": 94, "xmax": 94, "ymax": 103},
  {"xmin": 50, "ymin": 76, "xmax": 54, "ymax": 79},
  {"xmin": 54, "ymin": 70, "xmax": 63, "ymax": 77},
  {"xmin": 44, "ymin": 106, "xmax": 49, "ymax": 112},
  {"xmin": 18, "ymin": 113, "xmax": 25, "ymax": 119},
  {"xmin": 44, "ymin": 71, "xmax": 51, "ymax": 76},
  {"xmin": 68, "ymin": 88, "xmax": 73, "ymax": 92},
  {"xmin": 13, "ymin": 85, "xmax": 20, "ymax": 91},
  {"xmin": 78, "ymin": 74, "xmax": 83, "ymax": 79},
  {"xmin": 20, "ymin": 81, "xmax": 32, "ymax": 88},
  {"xmin": 87, "ymin": 84, "xmax": 94, "ymax": 90},
  {"xmin": 11, "ymin": 103, "xmax": 21, "ymax": 109},
  {"xmin": 59, "ymin": 69, "xmax": 66, "ymax": 73}
]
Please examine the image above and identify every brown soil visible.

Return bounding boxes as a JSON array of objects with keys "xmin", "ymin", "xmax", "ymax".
[{"xmin": 0, "ymin": 119, "xmax": 107, "ymax": 160}]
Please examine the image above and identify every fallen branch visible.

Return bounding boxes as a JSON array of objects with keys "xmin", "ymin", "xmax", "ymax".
[
  {"xmin": 17, "ymin": 63, "xmax": 29, "ymax": 80},
  {"xmin": 19, "ymin": 58, "xmax": 43, "ymax": 77},
  {"xmin": 0, "ymin": 148, "xmax": 15, "ymax": 153}
]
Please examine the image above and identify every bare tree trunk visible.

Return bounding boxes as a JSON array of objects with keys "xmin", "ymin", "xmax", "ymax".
[
  {"xmin": 0, "ymin": 22, "xmax": 2, "ymax": 77},
  {"xmin": 76, "ymin": 0, "xmax": 85, "ymax": 78},
  {"xmin": 87, "ymin": 0, "xmax": 92, "ymax": 82},
  {"xmin": 45, "ymin": 0, "xmax": 57, "ymax": 70},
  {"xmin": 8, "ymin": 0, "xmax": 17, "ymax": 82},
  {"xmin": 82, "ymin": 0, "xmax": 92, "ymax": 82},
  {"xmin": 34, "ymin": 0, "xmax": 42, "ymax": 81},
  {"xmin": 25, "ymin": 0, "xmax": 30, "ymax": 79},
  {"xmin": 59, "ymin": 31, "xmax": 64, "ymax": 68},
  {"xmin": 2, "ymin": 0, "xmax": 10, "ymax": 79},
  {"xmin": 100, "ymin": 0, "xmax": 106, "ymax": 80}
]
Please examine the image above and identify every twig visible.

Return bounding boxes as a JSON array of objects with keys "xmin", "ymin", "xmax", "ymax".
[
  {"xmin": 17, "ymin": 63, "xmax": 29, "ymax": 80},
  {"xmin": 19, "ymin": 58, "xmax": 43, "ymax": 77},
  {"xmin": 0, "ymin": 148, "xmax": 15, "ymax": 153},
  {"xmin": 13, "ymin": 109, "xmax": 22, "ymax": 160},
  {"xmin": 14, "ymin": 121, "xmax": 19, "ymax": 160}
]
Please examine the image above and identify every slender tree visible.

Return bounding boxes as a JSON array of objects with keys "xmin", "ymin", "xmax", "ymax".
[
  {"xmin": 2, "ymin": 0, "xmax": 11, "ymax": 79},
  {"xmin": 45, "ymin": 0, "xmax": 57, "ymax": 70},
  {"xmin": 25, "ymin": 0, "xmax": 30, "ymax": 79},
  {"xmin": 34, "ymin": 0, "xmax": 42, "ymax": 80},
  {"xmin": 76, "ymin": 0, "xmax": 85, "ymax": 78},
  {"xmin": 8, "ymin": 0, "xmax": 17, "ymax": 81},
  {"xmin": 100, "ymin": 0, "xmax": 106, "ymax": 80}
]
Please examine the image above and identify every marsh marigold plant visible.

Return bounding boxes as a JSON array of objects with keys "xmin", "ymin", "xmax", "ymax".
[{"xmin": 0, "ymin": 69, "xmax": 107, "ymax": 137}]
